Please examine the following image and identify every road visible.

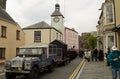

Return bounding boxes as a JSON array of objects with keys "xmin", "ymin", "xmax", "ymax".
[{"xmin": 0, "ymin": 57, "xmax": 82, "ymax": 79}]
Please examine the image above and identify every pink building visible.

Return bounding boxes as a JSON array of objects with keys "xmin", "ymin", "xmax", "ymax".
[{"xmin": 64, "ymin": 27, "xmax": 79, "ymax": 53}]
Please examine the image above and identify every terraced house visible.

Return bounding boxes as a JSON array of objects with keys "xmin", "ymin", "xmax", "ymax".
[
  {"xmin": 0, "ymin": 1, "xmax": 25, "ymax": 64},
  {"xmin": 97, "ymin": 0, "xmax": 120, "ymax": 53}
]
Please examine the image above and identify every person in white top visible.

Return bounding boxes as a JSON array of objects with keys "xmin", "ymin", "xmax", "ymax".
[{"xmin": 84, "ymin": 50, "xmax": 91, "ymax": 62}]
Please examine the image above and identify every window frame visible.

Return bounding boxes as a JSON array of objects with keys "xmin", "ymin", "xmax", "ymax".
[
  {"xmin": 104, "ymin": 3, "xmax": 114, "ymax": 25},
  {"xmin": 1, "ymin": 26, "xmax": 7, "ymax": 38},
  {"xmin": 56, "ymin": 33, "xmax": 58, "ymax": 39},
  {"xmin": 0, "ymin": 48, "xmax": 5, "ymax": 59},
  {"xmin": 16, "ymin": 30, "xmax": 20, "ymax": 40},
  {"xmin": 34, "ymin": 31, "xmax": 41, "ymax": 42}
]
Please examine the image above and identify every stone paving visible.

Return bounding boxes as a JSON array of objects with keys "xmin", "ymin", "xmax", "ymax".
[{"xmin": 78, "ymin": 61, "xmax": 113, "ymax": 79}]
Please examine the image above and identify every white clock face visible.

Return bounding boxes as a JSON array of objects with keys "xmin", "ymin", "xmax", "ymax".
[{"xmin": 53, "ymin": 17, "xmax": 59, "ymax": 23}]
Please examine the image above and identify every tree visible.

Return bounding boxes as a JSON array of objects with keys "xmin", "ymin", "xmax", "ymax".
[{"xmin": 87, "ymin": 35, "xmax": 97, "ymax": 50}]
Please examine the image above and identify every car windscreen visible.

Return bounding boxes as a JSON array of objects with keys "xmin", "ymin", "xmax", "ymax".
[{"xmin": 17, "ymin": 48, "xmax": 42, "ymax": 55}]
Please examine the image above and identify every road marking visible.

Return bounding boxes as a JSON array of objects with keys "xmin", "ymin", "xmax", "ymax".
[
  {"xmin": 69, "ymin": 59, "xmax": 85, "ymax": 79},
  {"xmin": 75, "ymin": 61, "xmax": 86, "ymax": 79}
]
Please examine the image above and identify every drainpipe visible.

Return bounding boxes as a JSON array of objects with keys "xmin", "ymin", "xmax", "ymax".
[{"xmin": 113, "ymin": 0, "xmax": 117, "ymax": 47}]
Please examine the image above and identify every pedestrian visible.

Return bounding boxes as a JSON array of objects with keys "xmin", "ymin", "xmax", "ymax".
[
  {"xmin": 98, "ymin": 49, "xmax": 104, "ymax": 61},
  {"xmin": 84, "ymin": 50, "xmax": 91, "ymax": 62},
  {"xmin": 91, "ymin": 49, "xmax": 94, "ymax": 61},
  {"xmin": 106, "ymin": 48, "xmax": 111, "ymax": 66},
  {"xmin": 107, "ymin": 46, "xmax": 120, "ymax": 79},
  {"xmin": 92, "ymin": 48, "xmax": 98, "ymax": 61},
  {"xmin": 87, "ymin": 50, "xmax": 91, "ymax": 62},
  {"xmin": 79, "ymin": 50, "xmax": 84, "ymax": 58}
]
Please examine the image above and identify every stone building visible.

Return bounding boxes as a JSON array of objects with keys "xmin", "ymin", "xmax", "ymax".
[
  {"xmin": 0, "ymin": 3, "xmax": 25, "ymax": 64},
  {"xmin": 23, "ymin": 21, "xmax": 62, "ymax": 45},
  {"xmin": 97, "ymin": 0, "xmax": 120, "ymax": 53}
]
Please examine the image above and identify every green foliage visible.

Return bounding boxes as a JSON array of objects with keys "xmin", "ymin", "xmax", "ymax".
[{"xmin": 87, "ymin": 35, "xmax": 97, "ymax": 50}]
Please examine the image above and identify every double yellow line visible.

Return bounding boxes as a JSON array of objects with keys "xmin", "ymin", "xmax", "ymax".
[{"xmin": 69, "ymin": 59, "xmax": 85, "ymax": 79}]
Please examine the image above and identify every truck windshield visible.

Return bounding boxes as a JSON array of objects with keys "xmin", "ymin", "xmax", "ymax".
[{"xmin": 17, "ymin": 48, "xmax": 46, "ymax": 55}]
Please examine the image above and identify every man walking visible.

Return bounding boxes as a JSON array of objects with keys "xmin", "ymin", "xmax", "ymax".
[
  {"xmin": 92, "ymin": 48, "xmax": 98, "ymax": 61},
  {"xmin": 107, "ymin": 46, "xmax": 120, "ymax": 79}
]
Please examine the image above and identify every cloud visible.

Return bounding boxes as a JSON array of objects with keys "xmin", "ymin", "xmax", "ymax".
[{"xmin": 6, "ymin": 0, "xmax": 105, "ymax": 34}]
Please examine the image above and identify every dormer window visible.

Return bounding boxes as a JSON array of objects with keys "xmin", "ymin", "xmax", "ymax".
[{"xmin": 104, "ymin": 3, "xmax": 114, "ymax": 25}]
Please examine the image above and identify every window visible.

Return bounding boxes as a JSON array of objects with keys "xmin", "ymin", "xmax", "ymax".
[
  {"xmin": 1, "ymin": 26, "xmax": 7, "ymax": 38},
  {"xmin": 108, "ymin": 35, "xmax": 114, "ymax": 48},
  {"xmin": 56, "ymin": 33, "xmax": 58, "ymax": 39},
  {"xmin": 59, "ymin": 35, "xmax": 61, "ymax": 40},
  {"xmin": 16, "ymin": 48, "xmax": 19, "ymax": 55},
  {"xmin": 34, "ymin": 31, "xmax": 41, "ymax": 42},
  {"xmin": 0, "ymin": 48, "xmax": 5, "ymax": 59},
  {"xmin": 16, "ymin": 30, "xmax": 20, "ymax": 40},
  {"xmin": 104, "ymin": 3, "xmax": 114, "ymax": 24}
]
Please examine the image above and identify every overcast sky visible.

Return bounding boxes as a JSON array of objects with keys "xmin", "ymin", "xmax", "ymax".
[{"xmin": 6, "ymin": 0, "xmax": 105, "ymax": 35}]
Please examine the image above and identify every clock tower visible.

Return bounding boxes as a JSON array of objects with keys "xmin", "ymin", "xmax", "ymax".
[{"xmin": 51, "ymin": 3, "xmax": 64, "ymax": 35}]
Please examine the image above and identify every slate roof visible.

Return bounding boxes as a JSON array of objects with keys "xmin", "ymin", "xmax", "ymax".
[
  {"xmin": 23, "ymin": 21, "xmax": 62, "ymax": 34},
  {"xmin": 0, "ymin": 6, "xmax": 16, "ymax": 24},
  {"xmin": 23, "ymin": 21, "xmax": 51, "ymax": 29}
]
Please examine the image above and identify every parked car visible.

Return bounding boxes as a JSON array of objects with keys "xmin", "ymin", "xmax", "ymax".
[{"xmin": 5, "ymin": 44, "xmax": 57, "ymax": 79}]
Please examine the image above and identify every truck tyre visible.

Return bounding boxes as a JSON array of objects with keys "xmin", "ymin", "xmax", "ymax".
[
  {"xmin": 6, "ymin": 72, "xmax": 16, "ymax": 79},
  {"xmin": 47, "ymin": 61, "xmax": 54, "ymax": 72},
  {"xmin": 63, "ymin": 60, "xmax": 67, "ymax": 66},
  {"xmin": 30, "ymin": 67, "xmax": 39, "ymax": 79}
]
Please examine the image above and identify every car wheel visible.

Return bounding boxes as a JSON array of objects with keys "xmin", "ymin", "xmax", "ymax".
[
  {"xmin": 30, "ymin": 67, "xmax": 39, "ymax": 79},
  {"xmin": 6, "ymin": 72, "xmax": 16, "ymax": 79}
]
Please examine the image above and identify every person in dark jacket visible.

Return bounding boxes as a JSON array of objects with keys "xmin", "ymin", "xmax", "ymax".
[
  {"xmin": 107, "ymin": 46, "xmax": 120, "ymax": 79},
  {"xmin": 92, "ymin": 48, "xmax": 98, "ymax": 61},
  {"xmin": 98, "ymin": 49, "xmax": 104, "ymax": 61},
  {"xmin": 106, "ymin": 48, "xmax": 111, "ymax": 66}
]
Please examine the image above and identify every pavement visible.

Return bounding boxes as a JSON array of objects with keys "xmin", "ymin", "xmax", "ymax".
[{"xmin": 77, "ymin": 60, "xmax": 113, "ymax": 79}]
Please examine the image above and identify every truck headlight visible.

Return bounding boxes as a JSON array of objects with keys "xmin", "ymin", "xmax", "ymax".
[
  {"xmin": 24, "ymin": 62, "xmax": 31, "ymax": 70},
  {"xmin": 5, "ymin": 61, "xmax": 11, "ymax": 70}
]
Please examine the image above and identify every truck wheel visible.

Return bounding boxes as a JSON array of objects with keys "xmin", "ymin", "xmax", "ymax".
[
  {"xmin": 30, "ymin": 67, "xmax": 39, "ymax": 79},
  {"xmin": 63, "ymin": 61, "xmax": 67, "ymax": 65},
  {"xmin": 47, "ymin": 61, "xmax": 54, "ymax": 72},
  {"xmin": 6, "ymin": 72, "xmax": 16, "ymax": 79}
]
